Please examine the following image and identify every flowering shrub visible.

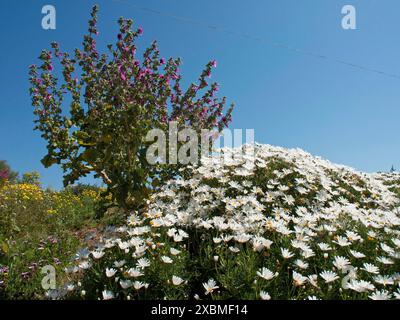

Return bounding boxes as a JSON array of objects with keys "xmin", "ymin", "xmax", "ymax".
[
  {"xmin": 21, "ymin": 171, "xmax": 41, "ymax": 186},
  {"xmin": 0, "ymin": 182, "xmax": 101, "ymax": 237},
  {"xmin": 0, "ymin": 181, "xmax": 102, "ymax": 298},
  {"xmin": 0, "ymin": 183, "xmax": 45, "ymax": 235},
  {"xmin": 65, "ymin": 144, "xmax": 400, "ymax": 300},
  {"xmin": 0, "ymin": 171, "xmax": 8, "ymax": 188},
  {"xmin": 0, "ymin": 234, "xmax": 80, "ymax": 299},
  {"xmin": 28, "ymin": 5, "xmax": 233, "ymax": 209},
  {"xmin": 0, "ymin": 160, "xmax": 18, "ymax": 187}
]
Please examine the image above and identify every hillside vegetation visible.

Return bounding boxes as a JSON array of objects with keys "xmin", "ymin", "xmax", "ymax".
[{"xmin": 56, "ymin": 144, "xmax": 400, "ymax": 300}]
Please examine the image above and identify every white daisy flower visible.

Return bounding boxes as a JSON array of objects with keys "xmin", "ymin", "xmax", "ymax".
[
  {"xmin": 294, "ymin": 259, "xmax": 309, "ymax": 270},
  {"xmin": 105, "ymin": 268, "xmax": 117, "ymax": 278},
  {"xmin": 126, "ymin": 268, "xmax": 143, "ymax": 278},
  {"xmin": 373, "ymin": 275, "xmax": 394, "ymax": 286},
  {"xmin": 346, "ymin": 231, "xmax": 362, "ymax": 242},
  {"xmin": 136, "ymin": 258, "xmax": 151, "ymax": 269},
  {"xmin": 114, "ymin": 260, "xmax": 126, "ymax": 268},
  {"xmin": 369, "ymin": 290, "xmax": 392, "ymax": 300},
  {"xmin": 203, "ymin": 279, "xmax": 219, "ymax": 295},
  {"xmin": 349, "ymin": 250, "xmax": 365, "ymax": 259},
  {"xmin": 320, "ymin": 270, "xmax": 339, "ymax": 283},
  {"xmin": 120, "ymin": 279, "xmax": 133, "ymax": 289},
  {"xmin": 91, "ymin": 250, "xmax": 105, "ymax": 259},
  {"xmin": 170, "ymin": 248, "xmax": 181, "ymax": 255},
  {"xmin": 381, "ymin": 243, "xmax": 394, "ymax": 255},
  {"xmin": 333, "ymin": 256, "xmax": 351, "ymax": 271},
  {"xmin": 292, "ymin": 271, "xmax": 307, "ymax": 287},
  {"xmin": 362, "ymin": 263, "xmax": 379, "ymax": 274},
  {"xmin": 256, "ymin": 267, "xmax": 278, "ymax": 281},
  {"xmin": 102, "ymin": 290, "xmax": 114, "ymax": 300},
  {"xmin": 79, "ymin": 260, "xmax": 92, "ymax": 270},
  {"xmin": 281, "ymin": 248, "xmax": 295, "ymax": 259},
  {"xmin": 307, "ymin": 274, "xmax": 319, "ymax": 288},
  {"xmin": 172, "ymin": 276, "xmax": 185, "ymax": 286},
  {"xmin": 260, "ymin": 291, "xmax": 271, "ymax": 300},
  {"xmin": 392, "ymin": 238, "xmax": 400, "ymax": 248},
  {"xmin": 161, "ymin": 256, "xmax": 173, "ymax": 264},
  {"xmin": 235, "ymin": 233, "xmax": 252, "ymax": 243},
  {"xmin": 133, "ymin": 281, "xmax": 148, "ymax": 290},
  {"xmin": 376, "ymin": 256, "xmax": 394, "ymax": 265},
  {"xmin": 318, "ymin": 243, "xmax": 332, "ymax": 251},
  {"xmin": 333, "ymin": 236, "xmax": 351, "ymax": 247},
  {"xmin": 347, "ymin": 280, "xmax": 375, "ymax": 293}
]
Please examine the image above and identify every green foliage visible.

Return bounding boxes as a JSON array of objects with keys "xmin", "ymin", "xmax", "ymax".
[
  {"xmin": 62, "ymin": 145, "xmax": 400, "ymax": 300},
  {"xmin": 0, "ymin": 160, "xmax": 18, "ymax": 185},
  {"xmin": 65, "ymin": 183, "xmax": 102, "ymax": 196},
  {"xmin": 0, "ymin": 235, "xmax": 80, "ymax": 299},
  {"xmin": 21, "ymin": 171, "xmax": 41, "ymax": 186},
  {"xmin": 0, "ymin": 181, "xmax": 104, "ymax": 299},
  {"xmin": 29, "ymin": 5, "xmax": 233, "ymax": 210}
]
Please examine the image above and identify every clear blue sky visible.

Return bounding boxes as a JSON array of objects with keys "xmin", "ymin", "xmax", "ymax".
[{"xmin": 1, "ymin": 0, "xmax": 400, "ymax": 189}]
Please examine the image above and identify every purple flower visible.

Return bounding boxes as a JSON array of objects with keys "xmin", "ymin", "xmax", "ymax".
[
  {"xmin": 137, "ymin": 27, "xmax": 143, "ymax": 35},
  {"xmin": 0, "ymin": 170, "xmax": 8, "ymax": 180},
  {"xmin": 0, "ymin": 266, "xmax": 9, "ymax": 274},
  {"xmin": 211, "ymin": 60, "xmax": 217, "ymax": 68},
  {"xmin": 48, "ymin": 236, "xmax": 58, "ymax": 244},
  {"xmin": 160, "ymin": 58, "xmax": 166, "ymax": 65}
]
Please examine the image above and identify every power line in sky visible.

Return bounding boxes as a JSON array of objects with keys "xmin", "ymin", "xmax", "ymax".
[{"xmin": 111, "ymin": 0, "xmax": 400, "ymax": 80}]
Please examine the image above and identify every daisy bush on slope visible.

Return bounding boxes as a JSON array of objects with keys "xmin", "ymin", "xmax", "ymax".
[{"xmin": 63, "ymin": 144, "xmax": 400, "ymax": 300}]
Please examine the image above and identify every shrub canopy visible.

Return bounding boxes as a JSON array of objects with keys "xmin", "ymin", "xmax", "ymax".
[{"xmin": 29, "ymin": 5, "xmax": 233, "ymax": 209}]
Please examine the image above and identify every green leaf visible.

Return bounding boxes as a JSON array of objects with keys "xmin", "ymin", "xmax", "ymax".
[
  {"xmin": 41, "ymin": 155, "xmax": 58, "ymax": 167},
  {"xmin": 0, "ymin": 241, "xmax": 9, "ymax": 254},
  {"xmin": 100, "ymin": 134, "xmax": 112, "ymax": 144},
  {"xmin": 74, "ymin": 131, "xmax": 96, "ymax": 146},
  {"xmin": 81, "ymin": 149, "xmax": 98, "ymax": 163}
]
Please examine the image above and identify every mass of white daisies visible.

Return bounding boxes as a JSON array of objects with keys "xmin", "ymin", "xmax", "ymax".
[{"xmin": 57, "ymin": 144, "xmax": 400, "ymax": 300}]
